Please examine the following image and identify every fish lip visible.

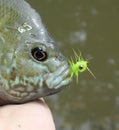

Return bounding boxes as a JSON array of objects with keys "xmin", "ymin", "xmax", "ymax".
[{"xmin": 43, "ymin": 63, "xmax": 71, "ymax": 89}]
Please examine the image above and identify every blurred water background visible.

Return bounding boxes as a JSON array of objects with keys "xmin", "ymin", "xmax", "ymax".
[{"xmin": 29, "ymin": 0, "xmax": 119, "ymax": 129}]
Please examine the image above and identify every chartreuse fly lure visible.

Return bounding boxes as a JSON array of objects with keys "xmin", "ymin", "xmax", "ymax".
[{"xmin": 69, "ymin": 49, "xmax": 96, "ymax": 83}]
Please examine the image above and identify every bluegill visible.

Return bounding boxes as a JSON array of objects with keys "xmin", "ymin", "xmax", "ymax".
[{"xmin": 0, "ymin": 0, "xmax": 71, "ymax": 105}]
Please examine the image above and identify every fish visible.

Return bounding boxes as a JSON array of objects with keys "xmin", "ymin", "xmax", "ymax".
[{"xmin": 0, "ymin": 0, "xmax": 71, "ymax": 105}]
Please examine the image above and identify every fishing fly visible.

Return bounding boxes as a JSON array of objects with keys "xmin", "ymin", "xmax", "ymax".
[{"xmin": 69, "ymin": 49, "xmax": 96, "ymax": 83}]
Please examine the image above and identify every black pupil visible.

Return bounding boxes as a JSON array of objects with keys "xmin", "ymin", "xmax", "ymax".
[
  {"xmin": 31, "ymin": 47, "xmax": 47, "ymax": 61},
  {"xmin": 79, "ymin": 65, "xmax": 83, "ymax": 70}
]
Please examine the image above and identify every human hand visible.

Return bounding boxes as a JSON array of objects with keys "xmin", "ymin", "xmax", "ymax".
[{"xmin": 0, "ymin": 99, "xmax": 56, "ymax": 130}]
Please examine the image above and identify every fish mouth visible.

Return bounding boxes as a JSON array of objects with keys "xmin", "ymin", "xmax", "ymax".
[{"xmin": 44, "ymin": 62, "xmax": 72, "ymax": 90}]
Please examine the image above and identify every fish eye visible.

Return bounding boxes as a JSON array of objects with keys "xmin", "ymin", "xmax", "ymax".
[
  {"xmin": 31, "ymin": 47, "xmax": 47, "ymax": 61},
  {"xmin": 79, "ymin": 65, "xmax": 83, "ymax": 70}
]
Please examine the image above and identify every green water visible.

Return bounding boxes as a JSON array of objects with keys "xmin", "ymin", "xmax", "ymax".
[{"xmin": 29, "ymin": 0, "xmax": 119, "ymax": 129}]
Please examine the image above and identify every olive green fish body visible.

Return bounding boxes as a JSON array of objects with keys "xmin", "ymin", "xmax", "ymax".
[{"xmin": 0, "ymin": 0, "xmax": 71, "ymax": 105}]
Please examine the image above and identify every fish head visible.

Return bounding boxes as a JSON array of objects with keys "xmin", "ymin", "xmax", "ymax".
[{"xmin": 0, "ymin": 0, "xmax": 71, "ymax": 104}]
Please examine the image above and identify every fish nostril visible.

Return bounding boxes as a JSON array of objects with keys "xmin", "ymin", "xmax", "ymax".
[{"xmin": 55, "ymin": 53, "xmax": 66, "ymax": 62}]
